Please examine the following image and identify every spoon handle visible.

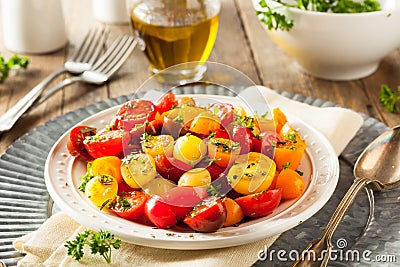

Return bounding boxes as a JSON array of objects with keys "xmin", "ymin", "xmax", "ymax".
[{"xmin": 291, "ymin": 177, "xmax": 370, "ymax": 267}]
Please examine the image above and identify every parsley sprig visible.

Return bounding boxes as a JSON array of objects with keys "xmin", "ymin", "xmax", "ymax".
[
  {"xmin": 65, "ymin": 229, "xmax": 121, "ymax": 264},
  {"xmin": 256, "ymin": 0, "xmax": 381, "ymax": 31},
  {"xmin": 0, "ymin": 54, "xmax": 29, "ymax": 82},
  {"xmin": 379, "ymin": 84, "xmax": 400, "ymax": 113}
]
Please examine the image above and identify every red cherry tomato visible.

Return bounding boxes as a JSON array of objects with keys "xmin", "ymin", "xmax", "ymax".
[
  {"xmin": 144, "ymin": 196, "xmax": 177, "ymax": 229},
  {"xmin": 156, "ymin": 92, "xmax": 177, "ymax": 114},
  {"xmin": 208, "ymin": 103, "xmax": 234, "ymax": 127},
  {"xmin": 183, "ymin": 196, "xmax": 226, "ymax": 233},
  {"xmin": 162, "ymin": 186, "xmax": 208, "ymax": 220},
  {"xmin": 145, "ymin": 119, "xmax": 163, "ymax": 136},
  {"xmin": 83, "ymin": 129, "xmax": 130, "ymax": 159},
  {"xmin": 67, "ymin": 125, "xmax": 96, "ymax": 161},
  {"xmin": 210, "ymin": 128, "xmax": 230, "ymax": 139},
  {"xmin": 109, "ymin": 191, "xmax": 147, "ymax": 221},
  {"xmin": 231, "ymin": 125, "xmax": 253, "ymax": 154},
  {"xmin": 196, "ymin": 160, "xmax": 226, "ymax": 181},
  {"xmin": 113, "ymin": 100, "xmax": 157, "ymax": 131},
  {"xmin": 252, "ymin": 131, "xmax": 282, "ymax": 158},
  {"xmin": 117, "ymin": 180, "xmax": 136, "ymax": 195},
  {"xmin": 154, "ymin": 154, "xmax": 193, "ymax": 183},
  {"xmin": 235, "ymin": 189, "xmax": 282, "ymax": 218}
]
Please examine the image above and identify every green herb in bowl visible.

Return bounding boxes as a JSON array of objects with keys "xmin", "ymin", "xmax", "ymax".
[{"xmin": 257, "ymin": 0, "xmax": 381, "ymax": 31}]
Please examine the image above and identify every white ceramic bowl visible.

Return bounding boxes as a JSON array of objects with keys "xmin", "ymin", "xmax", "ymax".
[{"xmin": 253, "ymin": 0, "xmax": 400, "ymax": 80}]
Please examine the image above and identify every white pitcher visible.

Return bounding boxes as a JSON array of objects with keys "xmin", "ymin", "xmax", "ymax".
[{"xmin": 1, "ymin": 0, "xmax": 67, "ymax": 54}]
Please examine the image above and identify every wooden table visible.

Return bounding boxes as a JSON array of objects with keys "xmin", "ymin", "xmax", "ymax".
[{"xmin": 1, "ymin": 0, "xmax": 400, "ymax": 155}]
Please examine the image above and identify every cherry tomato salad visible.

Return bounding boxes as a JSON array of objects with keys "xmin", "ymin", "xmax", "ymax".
[{"xmin": 67, "ymin": 92, "xmax": 307, "ymax": 233}]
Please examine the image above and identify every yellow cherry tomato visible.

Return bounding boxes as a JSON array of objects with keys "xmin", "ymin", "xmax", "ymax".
[
  {"xmin": 91, "ymin": 156, "xmax": 123, "ymax": 184},
  {"xmin": 121, "ymin": 153, "xmax": 157, "ymax": 188},
  {"xmin": 173, "ymin": 134, "xmax": 207, "ymax": 165},
  {"xmin": 141, "ymin": 134, "xmax": 174, "ymax": 158},
  {"xmin": 85, "ymin": 174, "xmax": 118, "ymax": 208},
  {"xmin": 227, "ymin": 152, "xmax": 276, "ymax": 195},
  {"xmin": 178, "ymin": 168, "xmax": 212, "ymax": 187}
]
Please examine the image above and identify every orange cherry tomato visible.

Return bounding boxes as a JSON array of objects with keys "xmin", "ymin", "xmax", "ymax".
[
  {"xmin": 274, "ymin": 140, "xmax": 305, "ymax": 171},
  {"xmin": 207, "ymin": 138, "xmax": 241, "ymax": 168},
  {"xmin": 275, "ymin": 168, "xmax": 305, "ymax": 199},
  {"xmin": 223, "ymin": 198, "xmax": 244, "ymax": 227},
  {"xmin": 273, "ymin": 108, "xmax": 287, "ymax": 134},
  {"xmin": 91, "ymin": 156, "xmax": 123, "ymax": 184}
]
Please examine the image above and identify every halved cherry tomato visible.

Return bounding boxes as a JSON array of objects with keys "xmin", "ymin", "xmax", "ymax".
[
  {"xmin": 91, "ymin": 156, "xmax": 123, "ymax": 183},
  {"xmin": 252, "ymin": 131, "xmax": 282, "ymax": 159},
  {"xmin": 109, "ymin": 191, "xmax": 147, "ymax": 221},
  {"xmin": 235, "ymin": 189, "xmax": 282, "ymax": 218},
  {"xmin": 112, "ymin": 100, "xmax": 157, "ymax": 131},
  {"xmin": 83, "ymin": 129, "xmax": 130, "ymax": 159},
  {"xmin": 162, "ymin": 186, "xmax": 208, "ymax": 220},
  {"xmin": 67, "ymin": 125, "xmax": 96, "ymax": 160},
  {"xmin": 274, "ymin": 140, "xmax": 305, "ymax": 170},
  {"xmin": 145, "ymin": 196, "xmax": 177, "ymax": 229},
  {"xmin": 230, "ymin": 125, "xmax": 253, "ymax": 154},
  {"xmin": 156, "ymin": 92, "xmax": 177, "ymax": 115},
  {"xmin": 183, "ymin": 196, "xmax": 226, "ymax": 233},
  {"xmin": 154, "ymin": 154, "xmax": 193, "ymax": 183},
  {"xmin": 196, "ymin": 160, "xmax": 226, "ymax": 181},
  {"xmin": 208, "ymin": 103, "xmax": 234, "ymax": 127},
  {"xmin": 207, "ymin": 138, "xmax": 241, "ymax": 167},
  {"xmin": 223, "ymin": 197, "xmax": 244, "ymax": 227},
  {"xmin": 145, "ymin": 119, "xmax": 163, "ymax": 136},
  {"xmin": 210, "ymin": 128, "xmax": 230, "ymax": 139}
]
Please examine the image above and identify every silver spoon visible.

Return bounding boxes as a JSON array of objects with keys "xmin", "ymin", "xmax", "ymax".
[{"xmin": 292, "ymin": 125, "xmax": 400, "ymax": 267}]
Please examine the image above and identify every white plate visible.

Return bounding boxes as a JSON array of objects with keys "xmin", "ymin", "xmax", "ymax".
[{"xmin": 44, "ymin": 94, "xmax": 339, "ymax": 250}]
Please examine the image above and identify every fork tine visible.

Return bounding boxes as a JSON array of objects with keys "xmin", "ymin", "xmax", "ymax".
[
  {"xmin": 71, "ymin": 27, "xmax": 106, "ymax": 63},
  {"xmin": 91, "ymin": 35, "xmax": 130, "ymax": 71},
  {"xmin": 94, "ymin": 36, "xmax": 133, "ymax": 73},
  {"xmin": 103, "ymin": 37, "xmax": 137, "ymax": 77},
  {"xmin": 70, "ymin": 28, "xmax": 97, "ymax": 61},
  {"xmin": 82, "ymin": 28, "xmax": 109, "ymax": 64}
]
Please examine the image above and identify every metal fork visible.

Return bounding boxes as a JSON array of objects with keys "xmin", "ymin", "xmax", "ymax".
[
  {"xmin": 0, "ymin": 35, "xmax": 137, "ymax": 133},
  {"xmin": 0, "ymin": 28, "xmax": 107, "ymax": 132}
]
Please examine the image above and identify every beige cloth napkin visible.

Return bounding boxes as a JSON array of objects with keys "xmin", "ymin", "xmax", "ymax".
[{"xmin": 13, "ymin": 86, "xmax": 363, "ymax": 266}]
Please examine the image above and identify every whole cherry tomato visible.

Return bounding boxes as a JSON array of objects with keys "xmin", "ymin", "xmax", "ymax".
[
  {"xmin": 230, "ymin": 125, "xmax": 253, "ymax": 154},
  {"xmin": 83, "ymin": 129, "xmax": 130, "ymax": 159},
  {"xmin": 145, "ymin": 196, "xmax": 177, "ymax": 229},
  {"xmin": 112, "ymin": 100, "xmax": 157, "ymax": 131},
  {"xmin": 154, "ymin": 154, "xmax": 193, "ymax": 183},
  {"xmin": 208, "ymin": 103, "xmax": 234, "ymax": 127},
  {"xmin": 109, "ymin": 191, "xmax": 147, "ymax": 221},
  {"xmin": 235, "ymin": 189, "xmax": 282, "ymax": 218},
  {"xmin": 162, "ymin": 186, "xmax": 208, "ymax": 220},
  {"xmin": 183, "ymin": 196, "xmax": 227, "ymax": 233},
  {"xmin": 156, "ymin": 92, "xmax": 177, "ymax": 115},
  {"xmin": 67, "ymin": 125, "xmax": 96, "ymax": 160}
]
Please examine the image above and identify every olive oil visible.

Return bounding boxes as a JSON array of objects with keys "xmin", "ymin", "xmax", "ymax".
[{"xmin": 129, "ymin": 5, "xmax": 219, "ymax": 73}]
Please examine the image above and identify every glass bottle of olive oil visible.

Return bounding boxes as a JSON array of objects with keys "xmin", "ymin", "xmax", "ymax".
[{"xmin": 127, "ymin": 0, "xmax": 221, "ymax": 83}]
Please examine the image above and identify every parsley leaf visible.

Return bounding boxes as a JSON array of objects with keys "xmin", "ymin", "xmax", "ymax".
[
  {"xmin": 379, "ymin": 84, "xmax": 400, "ymax": 113},
  {"xmin": 0, "ymin": 54, "xmax": 29, "ymax": 82},
  {"xmin": 65, "ymin": 229, "xmax": 121, "ymax": 264}
]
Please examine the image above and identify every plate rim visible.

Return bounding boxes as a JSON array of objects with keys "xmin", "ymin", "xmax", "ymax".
[{"xmin": 44, "ymin": 93, "xmax": 340, "ymax": 250}]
